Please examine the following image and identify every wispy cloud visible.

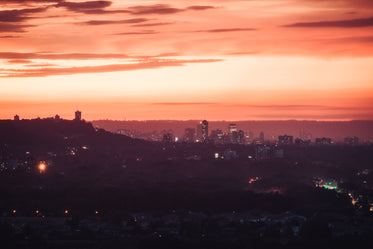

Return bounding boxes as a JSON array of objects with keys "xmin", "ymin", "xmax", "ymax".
[
  {"xmin": 0, "ymin": 52, "xmax": 130, "ymax": 60},
  {"xmin": 187, "ymin": 6, "xmax": 215, "ymax": 11},
  {"xmin": 132, "ymin": 22, "xmax": 173, "ymax": 27},
  {"xmin": 0, "ymin": 59, "xmax": 222, "ymax": 77},
  {"xmin": 195, "ymin": 28, "xmax": 257, "ymax": 33},
  {"xmin": 128, "ymin": 4, "xmax": 182, "ymax": 15},
  {"xmin": 0, "ymin": 7, "xmax": 47, "ymax": 22},
  {"xmin": 80, "ymin": 18, "xmax": 148, "ymax": 25},
  {"xmin": 56, "ymin": 1, "xmax": 112, "ymax": 12},
  {"xmin": 284, "ymin": 17, "xmax": 373, "ymax": 28},
  {"xmin": 0, "ymin": 23, "xmax": 35, "ymax": 33},
  {"xmin": 7, "ymin": 59, "xmax": 32, "ymax": 64},
  {"xmin": 152, "ymin": 102, "xmax": 217, "ymax": 106},
  {"xmin": 127, "ymin": 4, "xmax": 216, "ymax": 15},
  {"xmin": 114, "ymin": 30, "xmax": 158, "ymax": 35}
]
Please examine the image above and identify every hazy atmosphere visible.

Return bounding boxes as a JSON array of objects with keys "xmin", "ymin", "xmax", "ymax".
[{"xmin": 1, "ymin": 0, "xmax": 373, "ymax": 120}]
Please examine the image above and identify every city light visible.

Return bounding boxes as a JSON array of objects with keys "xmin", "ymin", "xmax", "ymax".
[{"xmin": 38, "ymin": 162, "xmax": 46, "ymax": 173}]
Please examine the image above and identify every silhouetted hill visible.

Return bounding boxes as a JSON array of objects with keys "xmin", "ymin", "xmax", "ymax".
[{"xmin": 0, "ymin": 119, "xmax": 94, "ymax": 148}]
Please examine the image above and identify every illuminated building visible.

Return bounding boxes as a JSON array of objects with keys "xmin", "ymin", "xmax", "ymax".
[
  {"xmin": 184, "ymin": 128, "xmax": 196, "ymax": 143},
  {"xmin": 255, "ymin": 145, "xmax": 271, "ymax": 160},
  {"xmin": 196, "ymin": 124, "xmax": 202, "ymax": 142},
  {"xmin": 201, "ymin": 120, "xmax": 208, "ymax": 142},
  {"xmin": 295, "ymin": 138, "xmax": 311, "ymax": 145},
  {"xmin": 229, "ymin": 124, "xmax": 237, "ymax": 133},
  {"xmin": 259, "ymin": 131, "xmax": 264, "ymax": 143},
  {"xmin": 238, "ymin": 130, "xmax": 245, "ymax": 144},
  {"xmin": 229, "ymin": 124, "xmax": 238, "ymax": 143},
  {"xmin": 224, "ymin": 148, "xmax": 238, "ymax": 160},
  {"xmin": 315, "ymin": 137, "xmax": 332, "ymax": 145},
  {"xmin": 210, "ymin": 129, "xmax": 224, "ymax": 144},
  {"xmin": 344, "ymin": 136, "xmax": 359, "ymax": 145},
  {"xmin": 278, "ymin": 135, "xmax": 293, "ymax": 145},
  {"xmin": 14, "ymin": 114, "xmax": 19, "ymax": 121},
  {"xmin": 162, "ymin": 132, "xmax": 173, "ymax": 143},
  {"xmin": 74, "ymin": 110, "xmax": 82, "ymax": 121}
]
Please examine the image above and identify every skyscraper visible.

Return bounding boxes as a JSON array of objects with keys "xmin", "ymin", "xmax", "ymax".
[
  {"xmin": 278, "ymin": 135, "xmax": 293, "ymax": 145},
  {"xmin": 201, "ymin": 120, "xmax": 208, "ymax": 142},
  {"xmin": 259, "ymin": 131, "xmax": 264, "ymax": 143},
  {"xmin": 74, "ymin": 110, "xmax": 82, "ymax": 121},
  {"xmin": 229, "ymin": 124, "xmax": 238, "ymax": 143},
  {"xmin": 184, "ymin": 128, "xmax": 196, "ymax": 143},
  {"xmin": 229, "ymin": 124, "xmax": 237, "ymax": 133}
]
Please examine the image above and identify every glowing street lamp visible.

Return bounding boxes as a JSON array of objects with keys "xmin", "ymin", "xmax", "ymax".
[{"xmin": 38, "ymin": 162, "xmax": 46, "ymax": 173}]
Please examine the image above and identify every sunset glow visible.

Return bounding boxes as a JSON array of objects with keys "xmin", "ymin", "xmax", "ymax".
[{"xmin": 1, "ymin": 0, "xmax": 373, "ymax": 120}]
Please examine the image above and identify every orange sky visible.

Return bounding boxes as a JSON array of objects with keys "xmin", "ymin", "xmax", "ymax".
[{"xmin": 1, "ymin": 0, "xmax": 373, "ymax": 120}]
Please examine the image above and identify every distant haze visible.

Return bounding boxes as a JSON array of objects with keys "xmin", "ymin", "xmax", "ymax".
[{"xmin": 92, "ymin": 120, "xmax": 373, "ymax": 142}]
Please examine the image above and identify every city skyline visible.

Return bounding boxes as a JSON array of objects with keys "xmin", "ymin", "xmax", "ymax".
[{"xmin": 1, "ymin": 0, "xmax": 373, "ymax": 120}]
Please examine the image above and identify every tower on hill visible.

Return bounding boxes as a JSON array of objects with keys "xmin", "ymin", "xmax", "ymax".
[{"xmin": 74, "ymin": 110, "xmax": 82, "ymax": 121}]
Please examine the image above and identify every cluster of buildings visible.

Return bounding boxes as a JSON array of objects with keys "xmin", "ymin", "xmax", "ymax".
[
  {"xmin": 182, "ymin": 120, "xmax": 359, "ymax": 147},
  {"xmin": 184, "ymin": 121, "xmax": 255, "ymax": 145},
  {"xmin": 14, "ymin": 110, "xmax": 83, "ymax": 122}
]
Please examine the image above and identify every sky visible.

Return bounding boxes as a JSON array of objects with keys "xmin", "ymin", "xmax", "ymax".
[{"xmin": 1, "ymin": 0, "xmax": 373, "ymax": 121}]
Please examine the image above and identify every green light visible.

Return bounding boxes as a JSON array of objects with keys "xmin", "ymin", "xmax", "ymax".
[{"xmin": 328, "ymin": 182, "xmax": 332, "ymax": 185}]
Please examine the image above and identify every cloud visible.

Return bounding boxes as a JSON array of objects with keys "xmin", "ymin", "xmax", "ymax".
[
  {"xmin": 187, "ymin": 6, "xmax": 215, "ymax": 11},
  {"xmin": 55, "ymin": 1, "xmax": 130, "ymax": 14},
  {"xmin": 81, "ymin": 18, "xmax": 148, "ymax": 25},
  {"xmin": 56, "ymin": 1, "xmax": 112, "ymax": 11},
  {"xmin": 195, "ymin": 28, "xmax": 257, "ymax": 33},
  {"xmin": 127, "ymin": 4, "xmax": 216, "ymax": 15},
  {"xmin": 0, "ymin": 7, "xmax": 47, "ymax": 22},
  {"xmin": 132, "ymin": 22, "xmax": 173, "ymax": 27},
  {"xmin": 225, "ymin": 51, "xmax": 259, "ymax": 56},
  {"xmin": 321, "ymin": 36, "xmax": 373, "ymax": 43},
  {"xmin": 25, "ymin": 63, "xmax": 57, "ymax": 67},
  {"xmin": 0, "ymin": 59, "xmax": 222, "ymax": 77},
  {"xmin": 7, "ymin": 59, "xmax": 32, "ymax": 64},
  {"xmin": 152, "ymin": 102, "xmax": 216, "ymax": 106},
  {"xmin": 0, "ymin": 23, "xmax": 35, "ymax": 32},
  {"xmin": 0, "ymin": 35, "xmax": 20, "ymax": 38},
  {"xmin": 128, "ymin": 4, "xmax": 182, "ymax": 15},
  {"xmin": 114, "ymin": 30, "xmax": 159, "ymax": 35},
  {"xmin": 0, "ymin": 0, "xmax": 60, "ymax": 3},
  {"xmin": 54, "ymin": 2, "xmax": 215, "ymax": 15},
  {"xmin": 0, "ymin": 52, "xmax": 130, "ymax": 60},
  {"xmin": 284, "ymin": 16, "xmax": 373, "ymax": 28}
]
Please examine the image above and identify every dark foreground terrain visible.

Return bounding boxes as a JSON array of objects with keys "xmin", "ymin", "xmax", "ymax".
[{"xmin": 0, "ymin": 119, "xmax": 373, "ymax": 249}]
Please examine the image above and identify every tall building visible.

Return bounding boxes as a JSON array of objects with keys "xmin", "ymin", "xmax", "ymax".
[
  {"xmin": 255, "ymin": 145, "xmax": 271, "ymax": 160},
  {"xmin": 278, "ymin": 135, "xmax": 293, "ymax": 145},
  {"xmin": 238, "ymin": 130, "xmax": 245, "ymax": 144},
  {"xmin": 196, "ymin": 124, "xmax": 202, "ymax": 142},
  {"xmin": 344, "ymin": 136, "xmax": 359, "ymax": 145},
  {"xmin": 315, "ymin": 137, "xmax": 332, "ymax": 145},
  {"xmin": 201, "ymin": 120, "xmax": 208, "ymax": 142},
  {"xmin": 229, "ymin": 124, "xmax": 237, "ymax": 133},
  {"xmin": 229, "ymin": 124, "xmax": 238, "ymax": 143},
  {"xmin": 74, "ymin": 110, "xmax": 82, "ymax": 121},
  {"xmin": 184, "ymin": 128, "xmax": 196, "ymax": 143},
  {"xmin": 259, "ymin": 131, "xmax": 264, "ymax": 143},
  {"xmin": 210, "ymin": 129, "xmax": 224, "ymax": 144}
]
